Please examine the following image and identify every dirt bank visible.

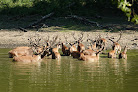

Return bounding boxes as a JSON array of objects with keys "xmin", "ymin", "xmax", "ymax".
[{"xmin": 0, "ymin": 30, "xmax": 138, "ymax": 49}]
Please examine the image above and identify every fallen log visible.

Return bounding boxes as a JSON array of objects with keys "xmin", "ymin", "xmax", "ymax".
[
  {"xmin": 18, "ymin": 27, "xmax": 28, "ymax": 32},
  {"xmin": 67, "ymin": 15, "xmax": 101, "ymax": 27},
  {"xmin": 25, "ymin": 2, "xmax": 75, "ymax": 29},
  {"xmin": 25, "ymin": 12, "xmax": 55, "ymax": 28}
]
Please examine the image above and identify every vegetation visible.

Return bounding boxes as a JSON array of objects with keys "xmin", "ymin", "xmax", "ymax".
[{"xmin": 0, "ymin": 0, "xmax": 137, "ymax": 24}]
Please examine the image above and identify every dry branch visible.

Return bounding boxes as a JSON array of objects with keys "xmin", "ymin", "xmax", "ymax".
[
  {"xmin": 25, "ymin": 2, "xmax": 75, "ymax": 29},
  {"xmin": 25, "ymin": 12, "xmax": 55, "ymax": 28},
  {"xmin": 18, "ymin": 27, "xmax": 28, "ymax": 32},
  {"xmin": 67, "ymin": 15, "xmax": 101, "ymax": 27}
]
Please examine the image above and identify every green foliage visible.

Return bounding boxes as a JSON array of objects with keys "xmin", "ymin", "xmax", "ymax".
[
  {"xmin": 0, "ymin": 0, "xmax": 137, "ymax": 24},
  {"xmin": 115, "ymin": 0, "xmax": 138, "ymax": 24},
  {"xmin": 131, "ymin": 15, "xmax": 138, "ymax": 24}
]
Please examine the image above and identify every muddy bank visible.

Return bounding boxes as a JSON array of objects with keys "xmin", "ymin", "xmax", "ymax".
[{"xmin": 0, "ymin": 30, "xmax": 138, "ymax": 49}]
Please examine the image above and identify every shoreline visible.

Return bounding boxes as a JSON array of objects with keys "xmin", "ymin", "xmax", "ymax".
[{"xmin": 0, "ymin": 30, "xmax": 138, "ymax": 49}]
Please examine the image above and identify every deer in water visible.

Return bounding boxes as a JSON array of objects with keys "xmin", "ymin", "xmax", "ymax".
[
  {"xmin": 13, "ymin": 46, "xmax": 47, "ymax": 62},
  {"xmin": 79, "ymin": 44, "xmax": 105, "ymax": 61},
  {"xmin": 71, "ymin": 32, "xmax": 85, "ymax": 52},
  {"xmin": 51, "ymin": 43, "xmax": 61, "ymax": 60},
  {"xmin": 45, "ymin": 36, "xmax": 61, "ymax": 60},
  {"xmin": 119, "ymin": 46, "xmax": 128, "ymax": 59},
  {"xmin": 83, "ymin": 34, "xmax": 102, "ymax": 56},
  {"xmin": 83, "ymin": 41, "xmax": 97, "ymax": 56},
  {"xmin": 64, "ymin": 33, "xmax": 84, "ymax": 58},
  {"xmin": 106, "ymin": 31, "xmax": 122, "ymax": 54},
  {"xmin": 8, "ymin": 36, "xmax": 44, "ymax": 58},
  {"xmin": 64, "ymin": 34, "xmax": 78, "ymax": 56},
  {"xmin": 61, "ymin": 35, "xmax": 72, "ymax": 56},
  {"xmin": 61, "ymin": 42, "xmax": 70, "ymax": 56},
  {"xmin": 108, "ymin": 46, "xmax": 118, "ymax": 58},
  {"xmin": 8, "ymin": 46, "xmax": 33, "ymax": 58},
  {"xmin": 12, "ymin": 35, "xmax": 51, "ymax": 62}
]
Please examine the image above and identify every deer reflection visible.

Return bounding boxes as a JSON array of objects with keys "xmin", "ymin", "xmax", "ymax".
[{"xmin": 109, "ymin": 58, "xmax": 128, "ymax": 75}]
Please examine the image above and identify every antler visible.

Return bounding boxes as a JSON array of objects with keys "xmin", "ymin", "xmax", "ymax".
[
  {"xmin": 116, "ymin": 31, "xmax": 122, "ymax": 42},
  {"xmin": 71, "ymin": 32, "xmax": 77, "ymax": 41},
  {"xmin": 106, "ymin": 32, "xmax": 115, "ymax": 43},
  {"xmin": 50, "ymin": 35, "xmax": 58, "ymax": 47},
  {"xmin": 91, "ymin": 42, "xmax": 105, "ymax": 54},
  {"xmin": 78, "ymin": 32, "xmax": 84, "ymax": 41},
  {"xmin": 64, "ymin": 35, "xmax": 71, "ymax": 45},
  {"xmin": 64, "ymin": 34, "xmax": 77, "ymax": 46}
]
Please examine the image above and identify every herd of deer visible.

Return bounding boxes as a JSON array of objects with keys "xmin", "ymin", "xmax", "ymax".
[{"xmin": 8, "ymin": 31, "xmax": 128, "ymax": 63}]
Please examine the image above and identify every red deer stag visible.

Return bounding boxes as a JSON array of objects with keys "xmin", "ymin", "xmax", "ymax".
[
  {"xmin": 46, "ymin": 36, "xmax": 61, "ymax": 60},
  {"xmin": 80, "ymin": 44, "xmax": 105, "ymax": 61},
  {"xmin": 8, "ymin": 37, "xmax": 42, "ymax": 58},
  {"xmin": 71, "ymin": 32, "xmax": 85, "ymax": 52},
  {"xmin": 64, "ymin": 35, "xmax": 78, "ymax": 56},
  {"xmin": 13, "ymin": 45, "xmax": 47, "ymax": 62},
  {"xmin": 106, "ymin": 31, "xmax": 122, "ymax": 54}
]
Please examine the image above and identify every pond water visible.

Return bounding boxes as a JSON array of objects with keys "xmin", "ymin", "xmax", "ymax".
[{"xmin": 0, "ymin": 49, "xmax": 138, "ymax": 92}]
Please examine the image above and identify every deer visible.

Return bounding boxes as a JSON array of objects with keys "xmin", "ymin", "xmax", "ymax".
[
  {"xmin": 71, "ymin": 32, "xmax": 85, "ymax": 52},
  {"xmin": 8, "ymin": 36, "xmax": 43, "ymax": 58},
  {"xmin": 45, "ymin": 36, "xmax": 61, "ymax": 60},
  {"xmin": 51, "ymin": 43, "xmax": 61, "ymax": 59},
  {"xmin": 70, "ymin": 51, "xmax": 81, "ymax": 59},
  {"xmin": 106, "ymin": 31, "xmax": 122, "ymax": 54},
  {"xmin": 79, "ymin": 44, "xmax": 105, "ymax": 61},
  {"xmin": 96, "ymin": 34, "xmax": 107, "ymax": 50},
  {"xmin": 8, "ymin": 47, "xmax": 34, "ymax": 58},
  {"xmin": 119, "ymin": 46, "xmax": 128, "ymax": 59},
  {"xmin": 61, "ymin": 42, "xmax": 70, "ymax": 56},
  {"xmin": 64, "ymin": 33, "xmax": 84, "ymax": 59},
  {"xmin": 83, "ymin": 34, "xmax": 100, "ymax": 56},
  {"xmin": 64, "ymin": 35, "xmax": 77, "ymax": 56},
  {"xmin": 13, "ymin": 45, "xmax": 47, "ymax": 62},
  {"xmin": 108, "ymin": 46, "xmax": 118, "ymax": 58},
  {"xmin": 12, "ymin": 35, "xmax": 51, "ymax": 62},
  {"xmin": 61, "ymin": 35, "xmax": 71, "ymax": 56}
]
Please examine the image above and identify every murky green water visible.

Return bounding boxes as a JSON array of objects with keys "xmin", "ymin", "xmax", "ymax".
[{"xmin": 0, "ymin": 48, "xmax": 138, "ymax": 92}]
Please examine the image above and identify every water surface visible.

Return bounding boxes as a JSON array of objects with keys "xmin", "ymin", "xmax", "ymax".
[{"xmin": 0, "ymin": 49, "xmax": 138, "ymax": 92}]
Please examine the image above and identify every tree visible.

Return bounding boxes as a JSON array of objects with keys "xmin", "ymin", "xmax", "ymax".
[{"xmin": 115, "ymin": 0, "xmax": 138, "ymax": 24}]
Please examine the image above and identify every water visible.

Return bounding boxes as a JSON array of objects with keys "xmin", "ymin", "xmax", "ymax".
[{"xmin": 0, "ymin": 49, "xmax": 138, "ymax": 92}]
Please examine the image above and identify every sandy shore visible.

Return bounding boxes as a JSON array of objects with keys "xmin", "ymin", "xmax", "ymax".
[{"xmin": 0, "ymin": 30, "xmax": 138, "ymax": 49}]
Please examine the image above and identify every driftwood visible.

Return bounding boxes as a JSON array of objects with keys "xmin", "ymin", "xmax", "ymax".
[
  {"xmin": 25, "ymin": 2, "xmax": 75, "ymax": 29},
  {"xmin": 67, "ymin": 15, "xmax": 101, "ymax": 27},
  {"xmin": 25, "ymin": 12, "xmax": 55, "ymax": 28},
  {"xmin": 18, "ymin": 27, "xmax": 28, "ymax": 32}
]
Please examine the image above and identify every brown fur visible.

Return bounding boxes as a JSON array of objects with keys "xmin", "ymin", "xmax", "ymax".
[
  {"xmin": 108, "ymin": 46, "xmax": 117, "ymax": 58},
  {"xmin": 119, "ymin": 46, "xmax": 127, "ymax": 59},
  {"xmin": 79, "ymin": 53, "xmax": 99, "ymax": 61},
  {"xmin": 77, "ymin": 41, "xmax": 85, "ymax": 52},
  {"xmin": 13, "ymin": 55, "xmax": 41, "ymax": 62},
  {"xmin": 8, "ymin": 46, "xmax": 33, "ymax": 58}
]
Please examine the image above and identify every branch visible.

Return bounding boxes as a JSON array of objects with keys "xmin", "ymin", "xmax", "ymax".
[
  {"xmin": 18, "ymin": 27, "xmax": 28, "ymax": 32},
  {"xmin": 25, "ymin": 12, "xmax": 54, "ymax": 28},
  {"xmin": 67, "ymin": 15, "xmax": 101, "ymax": 27}
]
